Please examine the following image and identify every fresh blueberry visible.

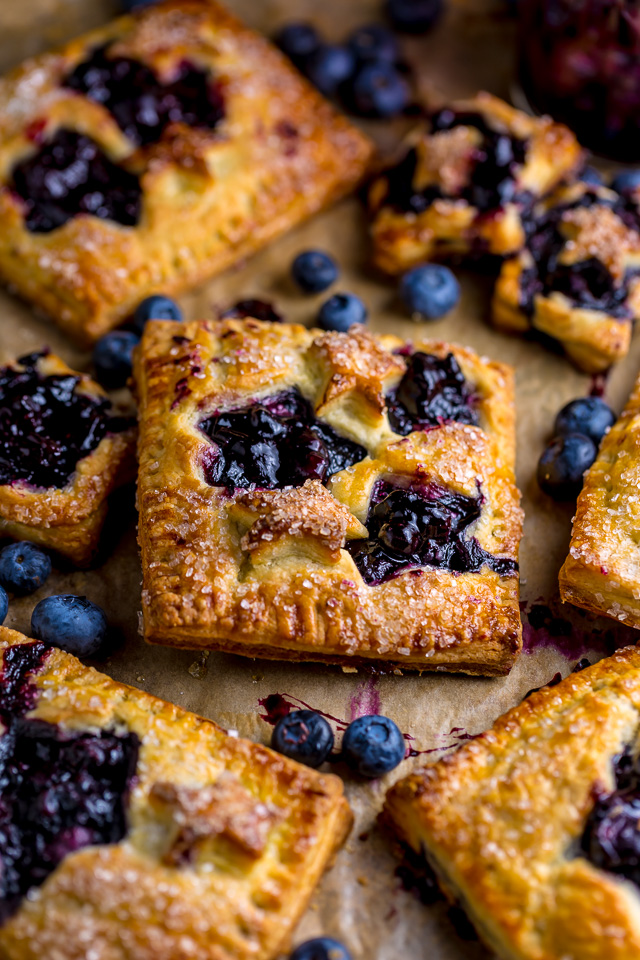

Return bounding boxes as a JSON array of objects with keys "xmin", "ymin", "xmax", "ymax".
[
  {"xmin": 318, "ymin": 293, "xmax": 367, "ymax": 332},
  {"xmin": 554, "ymin": 397, "xmax": 616, "ymax": 445},
  {"xmin": 348, "ymin": 24, "xmax": 399, "ymax": 64},
  {"xmin": 400, "ymin": 263, "xmax": 461, "ymax": 319},
  {"xmin": 275, "ymin": 22, "xmax": 321, "ymax": 66},
  {"xmin": 612, "ymin": 170, "xmax": 640, "ymax": 195},
  {"xmin": 290, "ymin": 938, "xmax": 352, "ymax": 960},
  {"xmin": 93, "ymin": 330, "xmax": 139, "ymax": 390},
  {"xmin": 292, "ymin": 250, "xmax": 339, "ymax": 293},
  {"xmin": 31, "ymin": 595, "xmax": 108, "ymax": 658},
  {"xmin": 580, "ymin": 166, "xmax": 604, "ymax": 186},
  {"xmin": 385, "ymin": 0, "xmax": 444, "ymax": 33},
  {"xmin": 304, "ymin": 44, "xmax": 355, "ymax": 98},
  {"xmin": 132, "ymin": 294, "xmax": 183, "ymax": 335},
  {"xmin": 537, "ymin": 434, "xmax": 597, "ymax": 500},
  {"xmin": 350, "ymin": 62, "xmax": 410, "ymax": 118},
  {"xmin": 0, "ymin": 542, "xmax": 51, "ymax": 596},
  {"xmin": 341, "ymin": 714, "xmax": 405, "ymax": 778},
  {"xmin": 271, "ymin": 710, "xmax": 334, "ymax": 768},
  {"xmin": 0, "ymin": 585, "xmax": 8, "ymax": 625}
]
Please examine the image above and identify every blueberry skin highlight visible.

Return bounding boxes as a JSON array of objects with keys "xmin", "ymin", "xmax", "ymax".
[
  {"xmin": 348, "ymin": 24, "xmax": 399, "ymax": 64},
  {"xmin": 400, "ymin": 263, "xmax": 461, "ymax": 319},
  {"xmin": 93, "ymin": 330, "xmax": 139, "ymax": 390},
  {"xmin": 350, "ymin": 62, "xmax": 410, "ymax": 118},
  {"xmin": 31, "ymin": 595, "xmax": 108, "ymax": 658},
  {"xmin": 0, "ymin": 585, "xmax": 8, "ymax": 625},
  {"xmin": 612, "ymin": 170, "xmax": 640, "ymax": 195},
  {"xmin": 275, "ymin": 22, "xmax": 321, "ymax": 66},
  {"xmin": 554, "ymin": 397, "xmax": 615, "ymax": 445},
  {"xmin": 290, "ymin": 938, "xmax": 352, "ymax": 960},
  {"xmin": 305, "ymin": 45, "xmax": 355, "ymax": 98},
  {"xmin": 341, "ymin": 714, "xmax": 406, "ymax": 778},
  {"xmin": 0, "ymin": 542, "xmax": 51, "ymax": 596},
  {"xmin": 580, "ymin": 166, "xmax": 604, "ymax": 186},
  {"xmin": 132, "ymin": 295, "xmax": 183, "ymax": 335},
  {"xmin": 537, "ymin": 433, "xmax": 597, "ymax": 500},
  {"xmin": 318, "ymin": 293, "xmax": 368, "ymax": 332},
  {"xmin": 292, "ymin": 250, "xmax": 339, "ymax": 294},
  {"xmin": 271, "ymin": 710, "xmax": 334, "ymax": 768}
]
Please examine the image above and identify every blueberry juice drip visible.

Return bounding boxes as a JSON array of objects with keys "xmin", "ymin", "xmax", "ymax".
[
  {"xmin": 11, "ymin": 130, "xmax": 141, "ymax": 234},
  {"xmin": 386, "ymin": 352, "xmax": 479, "ymax": 435},
  {"xmin": 64, "ymin": 45, "xmax": 225, "ymax": 147},
  {"xmin": 198, "ymin": 389, "xmax": 366, "ymax": 490},
  {"xmin": 0, "ymin": 642, "xmax": 139, "ymax": 923},
  {"xmin": 582, "ymin": 749, "xmax": 640, "ymax": 886},
  {"xmin": 0, "ymin": 351, "xmax": 130, "ymax": 490},
  {"xmin": 346, "ymin": 480, "xmax": 517, "ymax": 586}
]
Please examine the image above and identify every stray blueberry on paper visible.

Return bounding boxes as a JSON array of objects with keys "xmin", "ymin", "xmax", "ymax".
[
  {"xmin": 537, "ymin": 434, "xmax": 597, "ymax": 500},
  {"xmin": 401, "ymin": 263, "xmax": 461, "ymax": 319},
  {"xmin": 31, "ymin": 595, "xmax": 108, "ymax": 658},
  {"xmin": 93, "ymin": 330, "xmax": 139, "ymax": 390},
  {"xmin": 290, "ymin": 937, "xmax": 353, "ymax": 960},
  {"xmin": 0, "ymin": 542, "xmax": 51, "ymax": 596},
  {"xmin": 554, "ymin": 397, "xmax": 615, "ymax": 446},
  {"xmin": 292, "ymin": 250, "xmax": 339, "ymax": 293},
  {"xmin": 318, "ymin": 293, "xmax": 368, "ymax": 332},
  {"xmin": 341, "ymin": 714, "xmax": 405, "ymax": 777},
  {"xmin": 132, "ymin": 294, "xmax": 183, "ymax": 335},
  {"xmin": 271, "ymin": 710, "xmax": 335, "ymax": 768}
]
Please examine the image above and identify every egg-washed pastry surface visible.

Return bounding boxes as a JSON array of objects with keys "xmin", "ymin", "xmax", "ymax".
[
  {"xmin": 368, "ymin": 92, "xmax": 582, "ymax": 274},
  {"xmin": 384, "ymin": 647, "xmax": 640, "ymax": 960},
  {"xmin": 493, "ymin": 181, "xmax": 640, "ymax": 372},
  {"xmin": 0, "ymin": 349, "xmax": 136, "ymax": 565},
  {"xmin": 0, "ymin": 0, "xmax": 373, "ymax": 345},
  {"xmin": 134, "ymin": 316, "xmax": 523, "ymax": 675},
  {"xmin": 0, "ymin": 626, "xmax": 351, "ymax": 960}
]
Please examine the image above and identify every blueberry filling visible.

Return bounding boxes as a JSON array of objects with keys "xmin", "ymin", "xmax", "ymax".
[
  {"xmin": 581, "ymin": 749, "xmax": 640, "ymax": 887},
  {"xmin": 0, "ymin": 351, "xmax": 132, "ymax": 490},
  {"xmin": 382, "ymin": 109, "xmax": 530, "ymax": 216},
  {"xmin": 386, "ymin": 352, "xmax": 478, "ymax": 435},
  {"xmin": 346, "ymin": 480, "xmax": 517, "ymax": 585},
  {"xmin": 198, "ymin": 389, "xmax": 366, "ymax": 489},
  {"xmin": 0, "ymin": 643, "xmax": 139, "ymax": 922},
  {"xmin": 11, "ymin": 130, "xmax": 141, "ymax": 234},
  {"xmin": 64, "ymin": 45, "xmax": 224, "ymax": 148}
]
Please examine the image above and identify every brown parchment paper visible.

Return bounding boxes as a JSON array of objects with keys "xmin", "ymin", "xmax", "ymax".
[{"xmin": 1, "ymin": 1, "xmax": 640, "ymax": 957}]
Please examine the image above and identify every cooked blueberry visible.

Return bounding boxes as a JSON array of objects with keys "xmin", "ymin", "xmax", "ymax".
[
  {"xmin": 580, "ymin": 166, "xmax": 604, "ymax": 185},
  {"xmin": 0, "ymin": 543, "xmax": 51, "ymax": 596},
  {"xmin": 271, "ymin": 710, "xmax": 334, "ymax": 768},
  {"xmin": 304, "ymin": 44, "xmax": 355, "ymax": 97},
  {"xmin": 554, "ymin": 397, "xmax": 615, "ymax": 445},
  {"xmin": 290, "ymin": 938, "xmax": 352, "ymax": 960},
  {"xmin": 342, "ymin": 714, "xmax": 405, "ymax": 778},
  {"xmin": 93, "ymin": 331, "xmax": 139, "ymax": 390},
  {"xmin": 132, "ymin": 295, "xmax": 183, "ymax": 335},
  {"xmin": 31, "ymin": 595, "xmax": 108, "ymax": 658},
  {"xmin": 318, "ymin": 293, "xmax": 367, "ymax": 332},
  {"xmin": 386, "ymin": 351, "xmax": 478, "ymax": 434},
  {"xmin": 275, "ymin": 22, "xmax": 321, "ymax": 66},
  {"xmin": 221, "ymin": 299, "xmax": 284, "ymax": 323},
  {"xmin": 292, "ymin": 250, "xmax": 339, "ymax": 294},
  {"xmin": 385, "ymin": 0, "xmax": 444, "ymax": 33},
  {"xmin": 537, "ymin": 434, "xmax": 597, "ymax": 500},
  {"xmin": 400, "ymin": 264, "xmax": 460, "ymax": 319},
  {"xmin": 350, "ymin": 62, "xmax": 410, "ymax": 118},
  {"xmin": 0, "ymin": 585, "xmax": 8, "ymax": 624},
  {"xmin": 612, "ymin": 170, "xmax": 640, "ymax": 194},
  {"xmin": 348, "ymin": 24, "xmax": 399, "ymax": 64}
]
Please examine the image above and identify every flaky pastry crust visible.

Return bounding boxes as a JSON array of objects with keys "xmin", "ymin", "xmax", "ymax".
[
  {"xmin": 134, "ymin": 317, "xmax": 522, "ymax": 675},
  {"xmin": 0, "ymin": 626, "xmax": 352, "ymax": 960},
  {"xmin": 0, "ymin": 351, "xmax": 136, "ymax": 565},
  {"xmin": 383, "ymin": 647, "xmax": 640, "ymax": 960},
  {"xmin": 0, "ymin": 0, "xmax": 373, "ymax": 345}
]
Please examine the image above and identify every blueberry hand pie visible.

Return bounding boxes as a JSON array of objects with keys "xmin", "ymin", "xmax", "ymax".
[
  {"xmin": 134, "ymin": 314, "xmax": 523, "ymax": 675},
  {"xmin": 368, "ymin": 92, "xmax": 582, "ymax": 274},
  {"xmin": 493, "ymin": 181, "xmax": 640, "ymax": 372},
  {"xmin": 559, "ymin": 368, "xmax": 640, "ymax": 627},
  {"xmin": 384, "ymin": 648, "xmax": 640, "ymax": 960},
  {"xmin": 0, "ymin": 626, "xmax": 351, "ymax": 960},
  {"xmin": 0, "ymin": 350, "xmax": 136, "ymax": 565},
  {"xmin": 0, "ymin": 0, "xmax": 372, "ymax": 345}
]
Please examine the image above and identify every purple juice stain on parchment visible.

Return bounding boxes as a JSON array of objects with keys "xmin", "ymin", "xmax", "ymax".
[
  {"xmin": 258, "ymin": 693, "xmax": 350, "ymax": 730},
  {"xmin": 521, "ymin": 600, "xmax": 635, "ymax": 659},
  {"xmin": 348, "ymin": 676, "xmax": 382, "ymax": 721}
]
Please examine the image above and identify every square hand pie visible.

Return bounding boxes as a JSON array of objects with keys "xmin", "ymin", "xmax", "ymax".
[
  {"xmin": 560, "ymin": 368, "xmax": 640, "ymax": 627},
  {"xmin": 0, "ymin": 626, "xmax": 351, "ymax": 960},
  {"xmin": 0, "ymin": 0, "xmax": 372, "ymax": 346},
  {"xmin": 368, "ymin": 92, "xmax": 582, "ymax": 274},
  {"xmin": 134, "ymin": 316, "xmax": 523, "ymax": 675},
  {"xmin": 383, "ymin": 648, "xmax": 640, "ymax": 960},
  {"xmin": 0, "ymin": 349, "xmax": 136, "ymax": 566},
  {"xmin": 493, "ymin": 181, "xmax": 640, "ymax": 373}
]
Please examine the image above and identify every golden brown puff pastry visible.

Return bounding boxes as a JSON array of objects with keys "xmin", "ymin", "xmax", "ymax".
[
  {"xmin": 0, "ymin": 350, "xmax": 136, "ymax": 566},
  {"xmin": 493, "ymin": 181, "xmax": 640, "ymax": 373},
  {"xmin": 0, "ymin": 0, "xmax": 373, "ymax": 346},
  {"xmin": 0, "ymin": 625, "xmax": 351, "ymax": 960},
  {"xmin": 133, "ymin": 316, "xmax": 523, "ymax": 675},
  {"xmin": 559, "ymin": 367, "xmax": 640, "ymax": 628},
  {"xmin": 383, "ymin": 647, "xmax": 640, "ymax": 960},
  {"xmin": 368, "ymin": 92, "xmax": 583, "ymax": 274}
]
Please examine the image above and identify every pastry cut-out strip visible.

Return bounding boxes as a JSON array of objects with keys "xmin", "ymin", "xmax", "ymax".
[
  {"xmin": 134, "ymin": 316, "xmax": 522, "ymax": 675},
  {"xmin": 0, "ymin": 0, "xmax": 373, "ymax": 345},
  {"xmin": 0, "ymin": 626, "xmax": 351, "ymax": 960},
  {"xmin": 0, "ymin": 350, "xmax": 136, "ymax": 565},
  {"xmin": 560, "ymin": 368, "xmax": 640, "ymax": 626},
  {"xmin": 383, "ymin": 647, "xmax": 640, "ymax": 960}
]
